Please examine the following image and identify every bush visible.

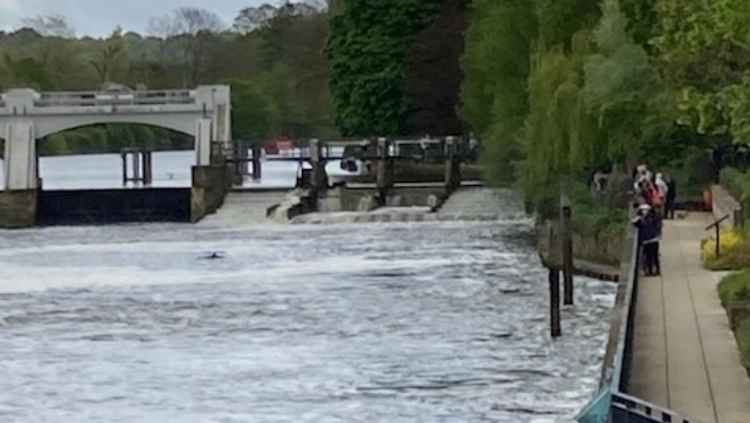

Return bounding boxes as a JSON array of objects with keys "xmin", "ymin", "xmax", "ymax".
[
  {"xmin": 736, "ymin": 318, "xmax": 750, "ymax": 370},
  {"xmin": 702, "ymin": 229, "xmax": 750, "ymax": 271},
  {"xmin": 719, "ymin": 270, "xmax": 750, "ymax": 307}
]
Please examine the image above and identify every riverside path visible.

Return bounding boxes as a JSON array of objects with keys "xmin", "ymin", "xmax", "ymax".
[{"xmin": 630, "ymin": 213, "xmax": 750, "ymax": 422}]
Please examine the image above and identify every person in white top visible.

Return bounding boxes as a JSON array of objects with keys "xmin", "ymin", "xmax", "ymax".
[{"xmin": 655, "ymin": 173, "xmax": 669, "ymax": 197}]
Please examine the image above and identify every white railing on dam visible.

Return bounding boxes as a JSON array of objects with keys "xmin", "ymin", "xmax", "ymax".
[{"xmin": 32, "ymin": 90, "xmax": 196, "ymax": 108}]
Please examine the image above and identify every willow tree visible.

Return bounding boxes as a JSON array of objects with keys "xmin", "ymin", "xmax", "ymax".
[
  {"xmin": 461, "ymin": 0, "xmax": 537, "ymax": 184},
  {"xmin": 583, "ymin": 0, "xmax": 671, "ymax": 166}
]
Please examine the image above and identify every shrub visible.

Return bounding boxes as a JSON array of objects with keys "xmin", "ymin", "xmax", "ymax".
[
  {"xmin": 719, "ymin": 270, "xmax": 750, "ymax": 307},
  {"xmin": 736, "ymin": 317, "xmax": 750, "ymax": 370}
]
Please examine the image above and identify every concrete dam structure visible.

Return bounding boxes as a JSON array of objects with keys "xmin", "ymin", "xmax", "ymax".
[{"xmin": 0, "ymin": 86, "xmax": 232, "ymax": 228}]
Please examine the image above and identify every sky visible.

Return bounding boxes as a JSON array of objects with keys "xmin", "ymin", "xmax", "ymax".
[{"xmin": 0, "ymin": 0, "xmax": 277, "ymax": 37}]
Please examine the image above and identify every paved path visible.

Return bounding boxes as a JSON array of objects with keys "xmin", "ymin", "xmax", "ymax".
[{"xmin": 630, "ymin": 213, "xmax": 750, "ymax": 422}]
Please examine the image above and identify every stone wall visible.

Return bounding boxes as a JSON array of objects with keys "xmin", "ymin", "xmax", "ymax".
[
  {"xmin": 0, "ymin": 189, "xmax": 37, "ymax": 228},
  {"xmin": 537, "ymin": 220, "xmax": 624, "ymax": 268},
  {"xmin": 712, "ymin": 184, "xmax": 743, "ymax": 230}
]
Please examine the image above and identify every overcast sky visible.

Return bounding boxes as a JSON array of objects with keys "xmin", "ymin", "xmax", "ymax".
[{"xmin": 0, "ymin": 0, "xmax": 278, "ymax": 37}]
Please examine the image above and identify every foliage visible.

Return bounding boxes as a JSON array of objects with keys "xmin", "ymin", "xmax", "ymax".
[
  {"xmin": 2, "ymin": 5, "xmax": 336, "ymax": 155},
  {"xmin": 461, "ymin": 0, "xmax": 537, "ymax": 184},
  {"xmin": 719, "ymin": 270, "xmax": 750, "ymax": 307},
  {"xmin": 461, "ymin": 0, "xmax": 679, "ymax": 215},
  {"xmin": 327, "ymin": 0, "xmax": 441, "ymax": 136},
  {"xmin": 718, "ymin": 271, "xmax": 750, "ymax": 370},
  {"xmin": 653, "ymin": 0, "xmax": 750, "ymax": 144},
  {"xmin": 736, "ymin": 318, "xmax": 750, "ymax": 370},
  {"xmin": 703, "ymin": 230, "xmax": 750, "ymax": 271}
]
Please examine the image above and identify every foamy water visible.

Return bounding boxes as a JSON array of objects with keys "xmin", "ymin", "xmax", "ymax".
[{"xmin": 0, "ymin": 189, "xmax": 613, "ymax": 422}]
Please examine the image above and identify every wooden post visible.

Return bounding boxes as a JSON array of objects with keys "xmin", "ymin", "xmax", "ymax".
[
  {"xmin": 716, "ymin": 225, "xmax": 721, "ymax": 258},
  {"xmin": 561, "ymin": 199, "xmax": 574, "ymax": 306},
  {"xmin": 252, "ymin": 145, "xmax": 262, "ymax": 180},
  {"xmin": 444, "ymin": 136, "xmax": 462, "ymax": 192},
  {"xmin": 376, "ymin": 137, "xmax": 392, "ymax": 204},
  {"xmin": 143, "ymin": 151, "xmax": 153, "ymax": 185},
  {"xmin": 132, "ymin": 152, "xmax": 141, "ymax": 183},
  {"xmin": 121, "ymin": 152, "xmax": 127, "ymax": 186},
  {"xmin": 309, "ymin": 139, "xmax": 326, "ymax": 211},
  {"xmin": 549, "ymin": 268, "xmax": 562, "ymax": 338}
]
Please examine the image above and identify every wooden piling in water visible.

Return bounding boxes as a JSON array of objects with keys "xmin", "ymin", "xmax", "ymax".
[
  {"xmin": 561, "ymin": 202, "xmax": 574, "ymax": 306},
  {"xmin": 549, "ymin": 267, "xmax": 562, "ymax": 338}
]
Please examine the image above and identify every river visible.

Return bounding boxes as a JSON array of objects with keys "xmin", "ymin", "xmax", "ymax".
[{"xmin": 0, "ymin": 155, "xmax": 615, "ymax": 422}]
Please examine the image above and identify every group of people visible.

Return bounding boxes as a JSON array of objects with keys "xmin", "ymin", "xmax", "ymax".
[{"xmin": 632, "ymin": 165, "xmax": 677, "ymax": 277}]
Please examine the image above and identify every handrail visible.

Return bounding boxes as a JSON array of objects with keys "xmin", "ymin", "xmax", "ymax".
[
  {"xmin": 705, "ymin": 214, "xmax": 730, "ymax": 258},
  {"xmin": 612, "ymin": 392, "xmax": 703, "ymax": 422},
  {"xmin": 705, "ymin": 214, "xmax": 730, "ymax": 231}
]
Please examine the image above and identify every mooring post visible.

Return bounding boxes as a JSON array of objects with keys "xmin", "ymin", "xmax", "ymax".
[
  {"xmin": 549, "ymin": 267, "xmax": 562, "ymax": 338},
  {"xmin": 376, "ymin": 137, "xmax": 392, "ymax": 204},
  {"xmin": 143, "ymin": 151, "xmax": 153, "ymax": 185},
  {"xmin": 121, "ymin": 152, "xmax": 127, "ymax": 186},
  {"xmin": 252, "ymin": 145, "xmax": 262, "ymax": 181},
  {"xmin": 309, "ymin": 138, "xmax": 326, "ymax": 211},
  {"xmin": 444, "ymin": 136, "xmax": 461, "ymax": 192},
  {"xmin": 561, "ymin": 195, "xmax": 574, "ymax": 306}
]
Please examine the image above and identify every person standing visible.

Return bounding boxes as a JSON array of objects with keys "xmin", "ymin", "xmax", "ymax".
[
  {"xmin": 633, "ymin": 204, "xmax": 661, "ymax": 276},
  {"xmin": 666, "ymin": 175, "xmax": 677, "ymax": 219}
]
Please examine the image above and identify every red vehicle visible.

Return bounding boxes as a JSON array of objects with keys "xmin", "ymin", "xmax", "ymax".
[{"xmin": 264, "ymin": 138, "xmax": 294, "ymax": 156}]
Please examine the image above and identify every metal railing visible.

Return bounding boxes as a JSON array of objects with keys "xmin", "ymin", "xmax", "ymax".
[
  {"xmin": 705, "ymin": 214, "xmax": 731, "ymax": 258},
  {"xmin": 33, "ymin": 90, "xmax": 196, "ymax": 107}
]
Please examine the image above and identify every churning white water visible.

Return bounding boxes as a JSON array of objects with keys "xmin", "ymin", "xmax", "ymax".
[{"xmin": 0, "ymin": 169, "xmax": 614, "ymax": 422}]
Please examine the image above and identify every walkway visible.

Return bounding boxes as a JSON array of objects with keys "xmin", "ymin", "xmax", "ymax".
[{"xmin": 630, "ymin": 213, "xmax": 750, "ymax": 422}]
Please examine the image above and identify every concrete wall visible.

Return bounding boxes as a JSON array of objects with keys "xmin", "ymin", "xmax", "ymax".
[
  {"xmin": 712, "ymin": 184, "xmax": 743, "ymax": 230},
  {"xmin": 191, "ymin": 165, "xmax": 229, "ymax": 223},
  {"xmin": 322, "ymin": 186, "xmax": 447, "ymax": 213},
  {"xmin": 0, "ymin": 189, "xmax": 37, "ymax": 228}
]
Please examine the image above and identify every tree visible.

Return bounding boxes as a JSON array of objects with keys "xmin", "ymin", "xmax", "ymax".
[
  {"xmin": 89, "ymin": 28, "xmax": 128, "ymax": 85},
  {"xmin": 652, "ymin": 0, "xmax": 750, "ymax": 143},
  {"xmin": 147, "ymin": 8, "xmax": 225, "ymax": 86},
  {"xmin": 19, "ymin": 14, "xmax": 75, "ymax": 38},
  {"xmin": 327, "ymin": 0, "xmax": 442, "ymax": 136},
  {"xmin": 461, "ymin": 0, "xmax": 538, "ymax": 184}
]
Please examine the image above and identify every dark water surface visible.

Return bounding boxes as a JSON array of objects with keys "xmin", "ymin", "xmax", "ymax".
[{"xmin": 0, "ymin": 190, "xmax": 614, "ymax": 422}]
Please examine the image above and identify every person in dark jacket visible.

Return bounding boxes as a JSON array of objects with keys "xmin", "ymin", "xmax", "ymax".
[
  {"xmin": 633, "ymin": 205, "xmax": 662, "ymax": 276},
  {"xmin": 665, "ymin": 175, "xmax": 677, "ymax": 219}
]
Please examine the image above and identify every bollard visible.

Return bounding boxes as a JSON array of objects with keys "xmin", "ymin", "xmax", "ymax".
[{"xmin": 549, "ymin": 268, "xmax": 562, "ymax": 338}]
